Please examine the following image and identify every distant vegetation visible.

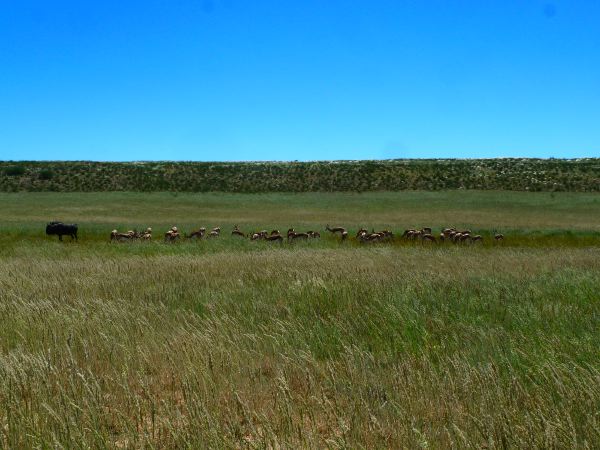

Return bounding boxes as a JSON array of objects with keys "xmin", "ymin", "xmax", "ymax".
[{"xmin": 0, "ymin": 159, "xmax": 598, "ymax": 192}]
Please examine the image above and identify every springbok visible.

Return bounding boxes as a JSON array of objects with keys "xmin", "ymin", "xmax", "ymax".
[
  {"xmin": 164, "ymin": 226, "xmax": 180, "ymax": 243},
  {"xmin": 264, "ymin": 233, "xmax": 283, "ymax": 244},
  {"xmin": 470, "ymin": 235, "xmax": 483, "ymax": 243},
  {"xmin": 250, "ymin": 231, "xmax": 265, "ymax": 241},
  {"xmin": 140, "ymin": 227, "xmax": 152, "ymax": 240},
  {"xmin": 421, "ymin": 233, "xmax": 436, "ymax": 243},
  {"xmin": 289, "ymin": 231, "xmax": 310, "ymax": 242},
  {"xmin": 494, "ymin": 233, "xmax": 505, "ymax": 241},
  {"xmin": 231, "ymin": 226, "xmax": 246, "ymax": 237},
  {"xmin": 110, "ymin": 230, "xmax": 135, "ymax": 242},
  {"xmin": 187, "ymin": 227, "xmax": 206, "ymax": 239},
  {"xmin": 326, "ymin": 224, "xmax": 347, "ymax": 235},
  {"xmin": 356, "ymin": 228, "xmax": 368, "ymax": 238},
  {"xmin": 307, "ymin": 231, "xmax": 321, "ymax": 238}
]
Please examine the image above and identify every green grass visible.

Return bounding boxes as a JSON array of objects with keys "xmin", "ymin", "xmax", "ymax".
[{"xmin": 1, "ymin": 191, "xmax": 599, "ymax": 448}]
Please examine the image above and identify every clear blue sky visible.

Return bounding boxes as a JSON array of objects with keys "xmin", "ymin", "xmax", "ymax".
[{"xmin": 1, "ymin": 1, "xmax": 599, "ymax": 161}]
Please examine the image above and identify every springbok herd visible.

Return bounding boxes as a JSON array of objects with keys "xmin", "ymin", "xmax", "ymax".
[{"xmin": 109, "ymin": 225, "xmax": 505, "ymax": 244}]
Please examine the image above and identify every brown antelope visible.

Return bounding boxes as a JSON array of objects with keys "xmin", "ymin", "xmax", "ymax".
[
  {"xmin": 377, "ymin": 230, "xmax": 394, "ymax": 240},
  {"xmin": 421, "ymin": 233, "xmax": 436, "ymax": 243},
  {"xmin": 164, "ymin": 226, "xmax": 180, "ymax": 242},
  {"xmin": 110, "ymin": 230, "xmax": 135, "ymax": 242},
  {"xmin": 401, "ymin": 229, "xmax": 415, "ymax": 239},
  {"xmin": 187, "ymin": 227, "xmax": 206, "ymax": 239},
  {"xmin": 470, "ymin": 235, "xmax": 483, "ymax": 243},
  {"xmin": 326, "ymin": 224, "xmax": 347, "ymax": 235},
  {"xmin": 289, "ymin": 231, "xmax": 309, "ymax": 242},
  {"xmin": 231, "ymin": 226, "xmax": 246, "ymax": 237},
  {"xmin": 307, "ymin": 231, "xmax": 320, "ymax": 238},
  {"xmin": 140, "ymin": 227, "xmax": 152, "ymax": 240},
  {"xmin": 357, "ymin": 231, "xmax": 382, "ymax": 243},
  {"xmin": 250, "ymin": 231, "xmax": 265, "ymax": 241},
  {"xmin": 494, "ymin": 233, "xmax": 505, "ymax": 241},
  {"xmin": 264, "ymin": 233, "xmax": 283, "ymax": 244},
  {"xmin": 356, "ymin": 228, "xmax": 368, "ymax": 238}
]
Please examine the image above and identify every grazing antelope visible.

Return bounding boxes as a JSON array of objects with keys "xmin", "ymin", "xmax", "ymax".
[
  {"xmin": 326, "ymin": 224, "xmax": 347, "ymax": 235},
  {"xmin": 307, "ymin": 231, "xmax": 320, "ymax": 238},
  {"xmin": 421, "ymin": 233, "xmax": 436, "ymax": 243},
  {"xmin": 270, "ymin": 229, "xmax": 280, "ymax": 236},
  {"xmin": 341, "ymin": 230, "xmax": 348, "ymax": 241},
  {"xmin": 164, "ymin": 226, "xmax": 180, "ymax": 243},
  {"xmin": 289, "ymin": 231, "xmax": 310, "ymax": 242},
  {"xmin": 250, "ymin": 231, "xmax": 264, "ymax": 241},
  {"xmin": 110, "ymin": 230, "xmax": 134, "ymax": 242},
  {"xmin": 494, "ymin": 233, "xmax": 505, "ymax": 241},
  {"xmin": 264, "ymin": 233, "xmax": 283, "ymax": 244},
  {"xmin": 470, "ymin": 235, "xmax": 483, "ymax": 243},
  {"xmin": 187, "ymin": 227, "xmax": 206, "ymax": 239},
  {"xmin": 377, "ymin": 230, "xmax": 394, "ymax": 240},
  {"xmin": 356, "ymin": 228, "xmax": 368, "ymax": 238},
  {"xmin": 231, "ymin": 226, "xmax": 246, "ymax": 237},
  {"xmin": 421, "ymin": 227, "xmax": 432, "ymax": 235},
  {"xmin": 357, "ymin": 231, "xmax": 382, "ymax": 243},
  {"xmin": 140, "ymin": 227, "xmax": 152, "ymax": 240}
]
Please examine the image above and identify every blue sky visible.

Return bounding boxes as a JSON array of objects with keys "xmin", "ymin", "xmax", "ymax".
[{"xmin": 1, "ymin": 0, "xmax": 599, "ymax": 161}]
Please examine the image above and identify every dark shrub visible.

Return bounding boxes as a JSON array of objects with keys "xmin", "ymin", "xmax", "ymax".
[
  {"xmin": 39, "ymin": 169, "xmax": 54, "ymax": 180},
  {"xmin": 5, "ymin": 166, "xmax": 26, "ymax": 176}
]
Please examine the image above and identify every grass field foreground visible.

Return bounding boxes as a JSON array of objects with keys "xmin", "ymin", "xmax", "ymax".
[{"xmin": 0, "ymin": 191, "xmax": 599, "ymax": 448}]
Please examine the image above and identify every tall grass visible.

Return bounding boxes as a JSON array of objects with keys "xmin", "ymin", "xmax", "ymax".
[{"xmin": 1, "ymin": 192, "xmax": 599, "ymax": 447}]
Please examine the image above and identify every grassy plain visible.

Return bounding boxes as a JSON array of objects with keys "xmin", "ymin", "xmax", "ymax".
[{"xmin": 0, "ymin": 191, "xmax": 599, "ymax": 448}]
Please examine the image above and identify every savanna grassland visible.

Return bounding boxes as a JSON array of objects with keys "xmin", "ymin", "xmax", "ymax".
[{"xmin": 1, "ymin": 191, "xmax": 599, "ymax": 448}]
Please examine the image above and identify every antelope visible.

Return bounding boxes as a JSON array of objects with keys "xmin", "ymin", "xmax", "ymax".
[
  {"xmin": 264, "ymin": 233, "xmax": 283, "ymax": 244},
  {"xmin": 356, "ymin": 228, "xmax": 368, "ymax": 238},
  {"xmin": 211, "ymin": 227, "xmax": 221, "ymax": 235},
  {"xmin": 250, "ymin": 230, "xmax": 268, "ymax": 240},
  {"xmin": 270, "ymin": 229, "xmax": 280, "ymax": 236},
  {"xmin": 231, "ymin": 226, "xmax": 246, "ymax": 237},
  {"xmin": 422, "ymin": 227, "xmax": 432, "ymax": 235},
  {"xmin": 421, "ymin": 233, "xmax": 436, "ymax": 243},
  {"xmin": 326, "ymin": 224, "xmax": 347, "ymax": 235},
  {"xmin": 357, "ymin": 231, "xmax": 382, "ymax": 243},
  {"xmin": 377, "ymin": 230, "xmax": 394, "ymax": 240},
  {"xmin": 470, "ymin": 235, "xmax": 483, "ymax": 243},
  {"xmin": 341, "ymin": 230, "xmax": 348, "ymax": 241},
  {"xmin": 494, "ymin": 233, "xmax": 505, "ymax": 241},
  {"xmin": 164, "ymin": 226, "xmax": 180, "ymax": 242},
  {"xmin": 289, "ymin": 231, "xmax": 309, "ymax": 242},
  {"xmin": 110, "ymin": 230, "xmax": 134, "ymax": 242},
  {"xmin": 307, "ymin": 231, "xmax": 321, "ymax": 238},
  {"xmin": 140, "ymin": 227, "xmax": 152, "ymax": 240},
  {"xmin": 187, "ymin": 227, "xmax": 206, "ymax": 239}
]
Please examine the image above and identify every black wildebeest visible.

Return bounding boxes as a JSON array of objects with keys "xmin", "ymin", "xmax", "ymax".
[{"xmin": 46, "ymin": 222, "xmax": 78, "ymax": 241}]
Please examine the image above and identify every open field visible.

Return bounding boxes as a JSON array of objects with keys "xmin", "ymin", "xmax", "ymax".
[{"xmin": 1, "ymin": 191, "xmax": 599, "ymax": 448}]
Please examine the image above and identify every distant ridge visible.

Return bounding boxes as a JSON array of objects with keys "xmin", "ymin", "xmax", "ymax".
[{"xmin": 1, "ymin": 159, "xmax": 598, "ymax": 192}]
